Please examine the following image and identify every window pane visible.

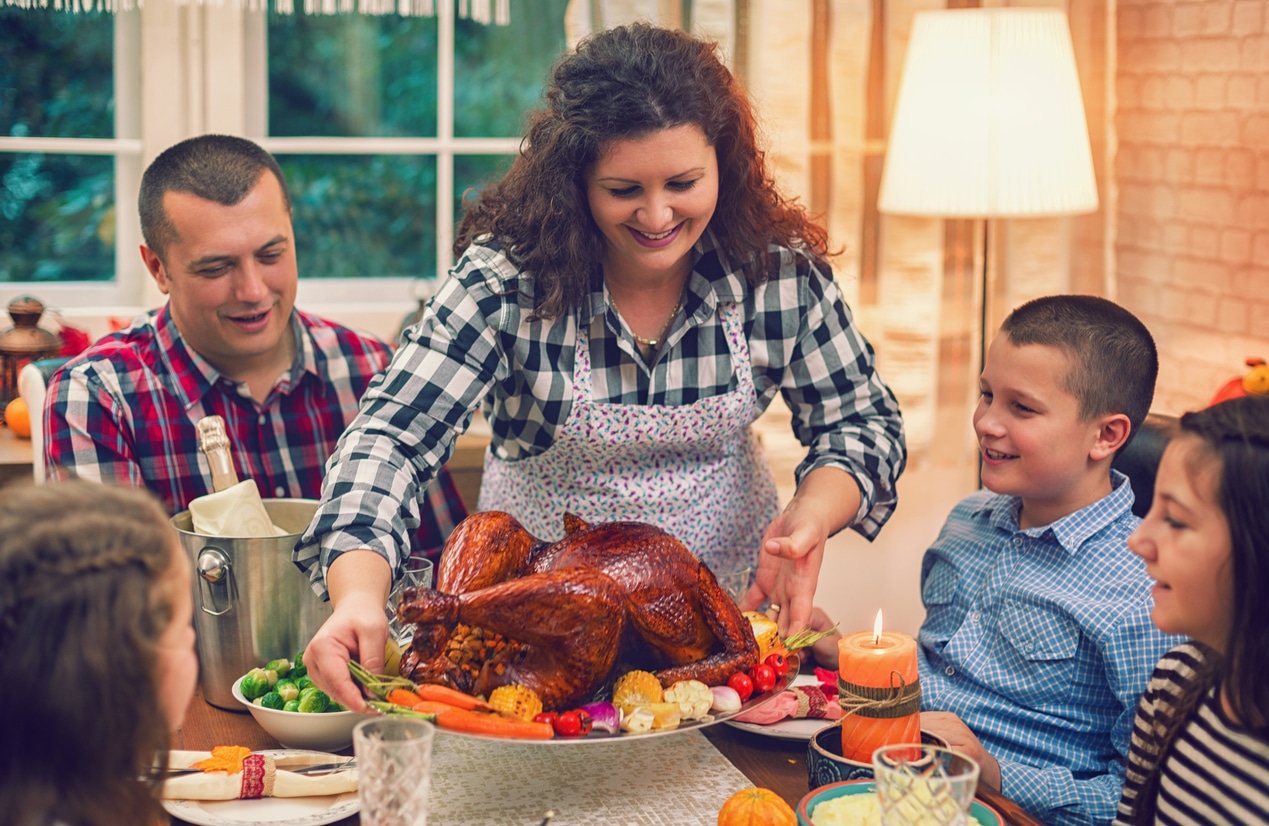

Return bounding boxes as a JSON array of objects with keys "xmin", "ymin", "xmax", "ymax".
[
  {"xmin": 454, "ymin": 153, "xmax": 514, "ymax": 227},
  {"xmin": 280, "ymin": 154, "xmax": 436, "ymax": 280},
  {"xmin": 0, "ymin": 153, "xmax": 115, "ymax": 283},
  {"xmin": 1, "ymin": 8, "xmax": 114, "ymax": 139},
  {"xmin": 268, "ymin": 14, "xmax": 438, "ymax": 138},
  {"xmin": 454, "ymin": 0, "xmax": 571, "ymax": 138}
]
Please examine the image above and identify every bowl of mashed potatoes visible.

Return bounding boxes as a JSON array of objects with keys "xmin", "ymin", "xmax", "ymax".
[{"xmin": 796, "ymin": 779, "xmax": 1005, "ymax": 826}]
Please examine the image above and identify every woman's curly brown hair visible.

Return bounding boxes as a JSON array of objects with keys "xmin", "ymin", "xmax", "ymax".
[{"xmin": 454, "ymin": 22, "xmax": 831, "ymax": 319}]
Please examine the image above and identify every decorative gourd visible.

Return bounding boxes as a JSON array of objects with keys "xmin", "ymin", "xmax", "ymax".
[
  {"xmin": 1210, "ymin": 357, "xmax": 1269, "ymax": 405},
  {"xmin": 717, "ymin": 787, "xmax": 796, "ymax": 826}
]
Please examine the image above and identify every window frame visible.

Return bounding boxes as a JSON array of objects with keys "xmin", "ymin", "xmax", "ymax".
[{"xmin": 1, "ymin": 3, "xmax": 524, "ymax": 328}]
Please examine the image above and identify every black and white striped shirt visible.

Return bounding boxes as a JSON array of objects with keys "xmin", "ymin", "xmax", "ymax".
[{"xmin": 1115, "ymin": 643, "xmax": 1269, "ymax": 825}]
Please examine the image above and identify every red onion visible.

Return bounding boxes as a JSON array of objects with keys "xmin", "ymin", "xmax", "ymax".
[{"xmin": 579, "ymin": 701, "xmax": 621, "ymax": 733}]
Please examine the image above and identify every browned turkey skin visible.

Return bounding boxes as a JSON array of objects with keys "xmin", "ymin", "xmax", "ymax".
[{"xmin": 397, "ymin": 511, "xmax": 760, "ymax": 711}]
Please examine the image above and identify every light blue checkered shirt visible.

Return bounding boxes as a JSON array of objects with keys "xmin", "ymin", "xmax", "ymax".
[{"xmin": 917, "ymin": 471, "xmax": 1180, "ymax": 826}]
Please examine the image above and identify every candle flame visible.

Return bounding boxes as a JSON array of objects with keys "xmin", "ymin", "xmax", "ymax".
[{"xmin": 873, "ymin": 609, "xmax": 883, "ymax": 645}]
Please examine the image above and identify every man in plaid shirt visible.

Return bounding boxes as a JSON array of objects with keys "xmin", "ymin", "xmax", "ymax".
[{"xmin": 44, "ymin": 135, "xmax": 465, "ymax": 562}]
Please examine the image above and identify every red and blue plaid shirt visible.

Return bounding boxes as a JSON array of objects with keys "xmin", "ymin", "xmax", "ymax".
[{"xmin": 44, "ymin": 305, "xmax": 466, "ymax": 561}]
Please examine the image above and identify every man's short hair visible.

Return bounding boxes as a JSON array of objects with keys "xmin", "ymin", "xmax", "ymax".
[
  {"xmin": 138, "ymin": 134, "xmax": 291, "ymax": 260},
  {"xmin": 1000, "ymin": 295, "xmax": 1158, "ymax": 438}
]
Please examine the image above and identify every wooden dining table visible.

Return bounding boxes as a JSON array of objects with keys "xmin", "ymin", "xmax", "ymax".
[{"xmin": 168, "ymin": 690, "xmax": 1043, "ymax": 826}]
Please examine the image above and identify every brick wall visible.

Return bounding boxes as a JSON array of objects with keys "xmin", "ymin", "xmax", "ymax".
[{"xmin": 1116, "ymin": 0, "xmax": 1269, "ymax": 415}]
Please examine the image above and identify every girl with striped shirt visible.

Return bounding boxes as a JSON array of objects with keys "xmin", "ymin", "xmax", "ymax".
[{"xmin": 1115, "ymin": 395, "xmax": 1269, "ymax": 824}]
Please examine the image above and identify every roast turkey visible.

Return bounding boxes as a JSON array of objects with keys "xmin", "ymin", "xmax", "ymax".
[{"xmin": 397, "ymin": 511, "xmax": 760, "ymax": 711}]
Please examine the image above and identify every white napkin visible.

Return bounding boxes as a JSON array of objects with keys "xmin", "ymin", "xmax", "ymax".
[
  {"xmin": 189, "ymin": 480, "xmax": 286, "ymax": 537},
  {"xmin": 161, "ymin": 751, "xmax": 357, "ymax": 800}
]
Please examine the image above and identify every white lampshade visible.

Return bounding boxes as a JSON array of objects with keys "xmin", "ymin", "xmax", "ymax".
[{"xmin": 878, "ymin": 8, "xmax": 1098, "ymax": 218}]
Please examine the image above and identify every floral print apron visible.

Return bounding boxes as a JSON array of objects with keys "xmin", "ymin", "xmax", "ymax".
[{"xmin": 478, "ymin": 302, "xmax": 780, "ymax": 579}]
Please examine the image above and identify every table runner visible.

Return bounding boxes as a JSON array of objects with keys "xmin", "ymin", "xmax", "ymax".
[{"xmin": 427, "ymin": 728, "xmax": 753, "ymax": 824}]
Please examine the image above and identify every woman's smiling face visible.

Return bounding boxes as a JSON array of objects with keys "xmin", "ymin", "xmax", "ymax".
[{"xmin": 585, "ymin": 123, "xmax": 718, "ymax": 283}]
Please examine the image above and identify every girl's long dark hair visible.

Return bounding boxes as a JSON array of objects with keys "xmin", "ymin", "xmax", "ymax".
[
  {"xmin": 454, "ymin": 23, "xmax": 830, "ymax": 319},
  {"xmin": 0, "ymin": 482, "xmax": 179, "ymax": 826},
  {"xmin": 1129, "ymin": 394, "xmax": 1269, "ymax": 822}
]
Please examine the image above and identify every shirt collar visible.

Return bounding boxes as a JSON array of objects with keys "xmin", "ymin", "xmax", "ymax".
[
  {"xmin": 155, "ymin": 304, "xmax": 310, "ymax": 410},
  {"xmin": 973, "ymin": 469, "xmax": 1136, "ymax": 555},
  {"xmin": 580, "ymin": 228, "xmax": 752, "ymax": 325}
]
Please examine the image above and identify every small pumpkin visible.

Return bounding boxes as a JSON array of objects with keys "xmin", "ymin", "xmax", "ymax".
[{"xmin": 717, "ymin": 787, "xmax": 796, "ymax": 826}]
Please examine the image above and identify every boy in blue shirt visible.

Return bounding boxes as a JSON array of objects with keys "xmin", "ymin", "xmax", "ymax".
[{"xmin": 918, "ymin": 295, "xmax": 1177, "ymax": 826}]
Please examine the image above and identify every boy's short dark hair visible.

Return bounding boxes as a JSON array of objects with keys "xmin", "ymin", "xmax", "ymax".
[
  {"xmin": 1000, "ymin": 295, "xmax": 1158, "ymax": 439},
  {"xmin": 139, "ymin": 134, "xmax": 291, "ymax": 262}
]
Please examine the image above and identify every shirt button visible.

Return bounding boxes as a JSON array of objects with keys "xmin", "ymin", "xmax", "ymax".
[
  {"xmin": 970, "ymin": 611, "xmax": 980, "ymax": 623},
  {"xmin": 258, "ymin": 415, "xmax": 267, "ymax": 425},
  {"xmin": 1013, "ymin": 537, "xmax": 1023, "ymax": 547},
  {"xmin": 944, "ymin": 666, "xmax": 955, "ymax": 677},
  {"xmin": 274, "ymin": 486, "xmax": 286, "ymax": 498}
]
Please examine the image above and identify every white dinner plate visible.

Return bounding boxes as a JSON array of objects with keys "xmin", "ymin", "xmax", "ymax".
[
  {"xmin": 723, "ymin": 673, "xmax": 837, "ymax": 741},
  {"xmin": 162, "ymin": 749, "xmax": 359, "ymax": 826}
]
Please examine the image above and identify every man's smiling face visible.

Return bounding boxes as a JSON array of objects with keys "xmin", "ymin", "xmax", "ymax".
[{"xmin": 141, "ymin": 170, "xmax": 298, "ymax": 379}]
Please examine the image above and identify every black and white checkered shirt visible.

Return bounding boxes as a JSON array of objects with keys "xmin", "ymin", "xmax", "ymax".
[{"xmin": 297, "ymin": 232, "xmax": 907, "ymax": 593}]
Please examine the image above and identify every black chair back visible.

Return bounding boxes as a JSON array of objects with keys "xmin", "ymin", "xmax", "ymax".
[{"xmin": 1112, "ymin": 413, "xmax": 1178, "ymax": 518}]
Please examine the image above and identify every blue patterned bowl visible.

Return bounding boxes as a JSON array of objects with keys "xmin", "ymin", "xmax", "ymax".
[
  {"xmin": 807, "ymin": 726, "xmax": 948, "ymax": 789},
  {"xmin": 797, "ymin": 779, "xmax": 1004, "ymax": 826}
]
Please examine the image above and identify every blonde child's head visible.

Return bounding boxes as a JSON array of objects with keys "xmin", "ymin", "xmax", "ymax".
[
  {"xmin": 976, "ymin": 295, "xmax": 1157, "ymax": 527},
  {"xmin": 0, "ymin": 481, "xmax": 196, "ymax": 826}
]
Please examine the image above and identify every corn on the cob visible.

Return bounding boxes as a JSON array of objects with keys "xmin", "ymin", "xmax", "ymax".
[
  {"xmin": 612, "ymin": 669, "xmax": 664, "ymax": 707},
  {"xmin": 488, "ymin": 684, "xmax": 544, "ymax": 721}
]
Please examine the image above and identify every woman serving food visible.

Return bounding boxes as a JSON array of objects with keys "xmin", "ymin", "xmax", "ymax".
[{"xmin": 296, "ymin": 23, "xmax": 906, "ymax": 712}]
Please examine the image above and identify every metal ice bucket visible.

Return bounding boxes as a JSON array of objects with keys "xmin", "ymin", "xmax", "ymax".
[{"xmin": 172, "ymin": 498, "xmax": 332, "ymax": 710}]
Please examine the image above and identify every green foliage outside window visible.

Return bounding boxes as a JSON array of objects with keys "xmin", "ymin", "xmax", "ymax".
[
  {"xmin": 0, "ymin": 8, "xmax": 115, "ymax": 283},
  {"xmin": 1, "ymin": 2, "xmax": 569, "ymax": 284}
]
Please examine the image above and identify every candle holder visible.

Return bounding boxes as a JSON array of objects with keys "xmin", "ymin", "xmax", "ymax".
[{"xmin": 0, "ymin": 295, "xmax": 62, "ymax": 419}]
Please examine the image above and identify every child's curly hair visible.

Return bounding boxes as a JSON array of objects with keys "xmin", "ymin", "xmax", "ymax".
[{"xmin": 0, "ymin": 481, "xmax": 179, "ymax": 826}]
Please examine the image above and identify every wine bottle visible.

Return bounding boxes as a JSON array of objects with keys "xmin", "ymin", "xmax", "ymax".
[
  {"xmin": 197, "ymin": 415, "xmax": 239, "ymax": 492},
  {"xmin": 189, "ymin": 414, "xmax": 285, "ymax": 537}
]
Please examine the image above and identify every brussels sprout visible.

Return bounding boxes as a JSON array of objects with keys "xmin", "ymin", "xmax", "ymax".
[
  {"xmin": 274, "ymin": 679, "xmax": 300, "ymax": 703},
  {"xmin": 326, "ymin": 702, "xmax": 347, "ymax": 713},
  {"xmin": 297, "ymin": 687, "xmax": 330, "ymax": 714},
  {"xmin": 239, "ymin": 668, "xmax": 272, "ymax": 700},
  {"xmin": 263, "ymin": 658, "xmax": 292, "ymax": 677},
  {"xmin": 283, "ymin": 700, "xmax": 301, "ymax": 712},
  {"xmin": 290, "ymin": 652, "xmax": 308, "ymax": 679},
  {"xmin": 295, "ymin": 676, "xmax": 315, "ymax": 693},
  {"xmin": 258, "ymin": 691, "xmax": 285, "ymax": 710}
]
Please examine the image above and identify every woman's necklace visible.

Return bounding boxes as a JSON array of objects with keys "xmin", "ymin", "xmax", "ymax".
[{"xmin": 615, "ymin": 293, "xmax": 684, "ymax": 350}]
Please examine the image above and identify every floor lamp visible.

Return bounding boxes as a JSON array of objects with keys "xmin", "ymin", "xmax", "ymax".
[{"xmin": 876, "ymin": 7, "xmax": 1100, "ymax": 379}]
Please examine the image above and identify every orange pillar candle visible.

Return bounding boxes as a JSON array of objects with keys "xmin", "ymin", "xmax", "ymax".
[{"xmin": 837, "ymin": 610, "xmax": 922, "ymax": 763}]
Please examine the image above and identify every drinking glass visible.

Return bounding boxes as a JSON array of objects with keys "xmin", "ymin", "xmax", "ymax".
[
  {"xmin": 354, "ymin": 717, "xmax": 436, "ymax": 826},
  {"xmin": 387, "ymin": 556, "xmax": 435, "ymax": 645},
  {"xmin": 715, "ymin": 565, "xmax": 756, "ymax": 605},
  {"xmin": 872, "ymin": 744, "xmax": 980, "ymax": 826}
]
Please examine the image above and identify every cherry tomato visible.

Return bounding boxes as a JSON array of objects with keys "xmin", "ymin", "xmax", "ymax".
[
  {"xmin": 553, "ymin": 710, "xmax": 582, "ymax": 737},
  {"xmin": 764, "ymin": 652, "xmax": 789, "ymax": 678},
  {"xmin": 749, "ymin": 662, "xmax": 778, "ymax": 694},
  {"xmin": 727, "ymin": 671, "xmax": 754, "ymax": 701},
  {"xmin": 533, "ymin": 711, "xmax": 558, "ymax": 726},
  {"xmin": 573, "ymin": 708, "xmax": 594, "ymax": 736}
]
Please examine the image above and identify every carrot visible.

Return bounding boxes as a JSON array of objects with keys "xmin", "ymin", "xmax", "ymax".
[
  {"xmin": 413, "ymin": 703, "xmax": 554, "ymax": 739},
  {"xmin": 387, "ymin": 688, "xmax": 425, "ymax": 708},
  {"xmin": 412, "ymin": 683, "xmax": 495, "ymax": 712}
]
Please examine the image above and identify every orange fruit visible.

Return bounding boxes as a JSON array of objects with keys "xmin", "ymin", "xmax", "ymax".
[{"xmin": 4, "ymin": 398, "xmax": 31, "ymax": 438}]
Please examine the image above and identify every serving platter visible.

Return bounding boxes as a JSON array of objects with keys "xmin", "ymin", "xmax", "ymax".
[
  {"xmin": 427, "ymin": 667, "xmax": 798, "ymax": 745},
  {"xmin": 162, "ymin": 749, "xmax": 359, "ymax": 826}
]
